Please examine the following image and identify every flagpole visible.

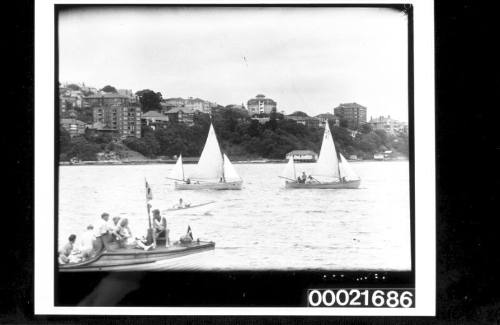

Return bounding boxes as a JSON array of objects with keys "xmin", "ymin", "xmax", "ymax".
[{"xmin": 145, "ymin": 178, "xmax": 154, "ymax": 245}]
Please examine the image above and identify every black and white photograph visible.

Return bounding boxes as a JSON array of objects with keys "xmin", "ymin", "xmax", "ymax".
[{"xmin": 34, "ymin": 0, "xmax": 435, "ymax": 315}]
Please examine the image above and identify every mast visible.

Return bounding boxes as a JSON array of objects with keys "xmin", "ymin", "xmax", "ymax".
[
  {"xmin": 181, "ymin": 154, "xmax": 184, "ymax": 181},
  {"xmin": 221, "ymin": 151, "xmax": 226, "ymax": 182}
]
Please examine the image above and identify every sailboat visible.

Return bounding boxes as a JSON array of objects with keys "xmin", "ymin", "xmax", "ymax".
[
  {"xmin": 281, "ymin": 122, "xmax": 361, "ymax": 189},
  {"xmin": 169, "ymin": 123, "xmax": 243, "ymax": 190}
]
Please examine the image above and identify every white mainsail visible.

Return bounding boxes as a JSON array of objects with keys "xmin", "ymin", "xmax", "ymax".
[
  {"xmin": 168, "ymin": 154, "xmax": 184, "ymax": 181},
  {"xmin": 189, "ymin": 123, "xmax": 224, "ymax": 181},
  {"xmin": 223, "ymin": 154, "xmax": 241, "ymax": 181},
  {"xmin": 281, "ymin": 157, "xmax": 296, "ymax": 180},
  {"xmin": 313, "ymin": 122, "xmax": 340, "ymax": 179},
  {"xmin": 339, "ymin": 154, "xmax": 360, "ymax": 181}
]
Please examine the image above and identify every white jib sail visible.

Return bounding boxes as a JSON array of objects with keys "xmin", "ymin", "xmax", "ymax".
[
  {"xmin": 189, "ymin": 123, "xmax": 224, "ymax": 181},
  {"xmin": 313, "ymin": 122, "xmax": 340, "ymax": 179},
  {"xmin": 339, "ymin": 153, "xmax": 360, "ymax": 181},
  {"xmin": 223, "ymin": 154, "xmax": 241, "ymax": 181},
  {"xmin": 281, "ymin": 157, "xmax": 296, "ymax": 180},
  {"xmin": 168, "ymin": 154, "xmax": 184, "ymax": 181}
]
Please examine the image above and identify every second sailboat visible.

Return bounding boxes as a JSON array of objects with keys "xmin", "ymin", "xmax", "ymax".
[{"xmin": 168, "ymin": 123, "xmax": 243, "ymax": 190}]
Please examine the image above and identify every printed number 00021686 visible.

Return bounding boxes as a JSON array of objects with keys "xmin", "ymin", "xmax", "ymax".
[{"xmin": 307, "ymin": 289, "xmax": 415, "ymax": 308}]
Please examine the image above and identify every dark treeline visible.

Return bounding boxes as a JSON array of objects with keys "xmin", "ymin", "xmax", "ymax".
[{"xmin": 59, "ymin": 108, "xmax": 408, "ymax": 161}]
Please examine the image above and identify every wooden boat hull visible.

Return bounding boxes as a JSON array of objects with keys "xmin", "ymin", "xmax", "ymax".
[
  {"xmin": 175, "ymin": 180, "xmax": 242, "ymax": 190},
  {"xmin": 59, "ymin": 241, "xmax": 215, "ymax": 272},
  {"xmin": 285, "ymin": 179, "xmax": 361, "ymax": 189}
]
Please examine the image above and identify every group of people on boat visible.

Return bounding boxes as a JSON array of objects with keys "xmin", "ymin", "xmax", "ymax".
[
  {"xmin": 295, "ymin": 171, "xmax": 347, "ymax": 184},
  {"xmin": 296, "ymin": 171, "xmax": 317, "ymax": 184},
  {"xmin": 59, "ymin": 209, "xmax": 197, "ymax": 265}
]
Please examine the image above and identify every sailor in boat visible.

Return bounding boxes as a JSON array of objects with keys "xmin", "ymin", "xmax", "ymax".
[
  {"xmin": 185, "ymin": 178, "xmax": 191, "ymax": 184},
  {"xmin": 173, "ymin": 198, "xmax": 191, "ymax": 209},
  {"xmin": 116, "ymin": 218, "xmax": 154, "ymax": 251},
  {"xmin": 58, "ymin": 234, "xmax": 76, "ymax": 264},
  {"xmin": 301, "ymin": 172, "xmax": 307, "ymax": 183},
  {"xmin": 152, "ymin": 209, "xmax": 170, "ymax": 246},
  {"xmin": 95, "ymin": 212, "xmax": 115, "ymax": 250},
  {"xmin": 76, "ymin": 225, "xmax": 96, "ymax": 259}
]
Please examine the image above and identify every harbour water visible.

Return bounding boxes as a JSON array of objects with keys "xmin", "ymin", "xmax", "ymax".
[{"xmin": 58, "ymin": 161, "xmax": 411, "ymax": 271}]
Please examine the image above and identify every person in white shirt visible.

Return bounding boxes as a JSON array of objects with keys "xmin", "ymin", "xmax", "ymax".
[
  {"xmin": 116, "ymin": 218, "xmax": 153, "ymax": 251},
  {"xmin": 95, "ymin": 212, "xmax": 114, "ymax": 250},
  {"xmin": 77, "ymin": 225, "xmax": 96, "ymax": 259}
]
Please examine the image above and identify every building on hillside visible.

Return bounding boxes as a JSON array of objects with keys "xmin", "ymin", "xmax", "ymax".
[
  {"xmin": 285, "ymin": 114, "xmax": 320, "ymax": 128},
  {"xmin": 85, "ymin": 93, "xmax": 141, "ymax": 138},
  {"xmin": 141, "ymin": 110, "xmax": 170, "ymax": 130},
  {"xmin": 117, "ymin": 89, "xmax": 135, "ymax": 98},
  {"xmin": 247, "ymin": 94, "xmax": 277, "ymax": 116},
  {"xmin": 333, "ymin": 102, "xmax": 367, "ymax": 130},
  {"xmin": 185, "ymin": 97, "xmax": 214, "ymax": 113},
  {"xmin": 86, "ymin": 122, "xmax": 120, "ymax": 139},
  {"xmin": 164, "ymin": 107, "xmax": 195, "ymax": 126},
  {"xmin": 226, "ymin": 104, "xmax": 245, "ymax": 110},
  {"xmin": 92, "ymin": 105, "xmax": 141, "ymax": 139},
  {"xmin": 60, "ymin": 118, "xmax": 88, "ymax": 137},
  {"xmin": 162, "ymin": 97, "xmax": 185, "ymax": 111},
  {"xmin": 315, "ymin": 113, "xmax": 340, "ymax": 128},
  {"xmin": 60, "ymin": 87, "xmax": 84, "ymax": 110},
  {"xmin": 251, "ymin": 117, "xmax": 270, "ymax": 125},
  {"xmin": 286, "ymin": 150, "xmax": 318, "ymax": 162},
  {"xmin": 368, "ymin": 115, "xmax": 408, "ymax": 135}
]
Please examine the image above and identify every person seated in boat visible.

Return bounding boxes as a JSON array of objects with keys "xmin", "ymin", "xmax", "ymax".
[
  {"xmin": 153, "ymin": 209, "xmax": 170, "ymax": 245},
  {"xmin": 179, "ymin": 225, "xmax": 194, "ymax": 244},
  {"xmin": 341, "ymin": 176, "xmax": 347, "ymax": 183},
  {"xmin": 58, "ymin": 234, "xmax": 76, "ymax": 264},
  {"xmin": 185, "ymin": 178, "xmax": 191, "ymax": 184},
  {"xmin": 305, "ymin": 175, "xmax": 314, "ymax": 184},
  {"xmin": 174, "ymin": 198, "xmax": 191, "ymax": 209},
  {"xmin": 77, "ymin": 225, "xmax": 96, "ymax": 259},
  {"xmin": 117, "ymin": 218, "xmax": 153, "ymax": 251},
  {"xmin": 301, "ymin": 172, "xmax": 307, "ymax": 183},
  {"xmin": 219, "ymin": 177, "xmax": 224, "ymax": 183},
  {"xmin": 297, "ymin": 176, "xmax": 303, "ymax": 184},
  {"xmin": 111, "ymin": 216, "xmax": 122, "ymax": 241}
]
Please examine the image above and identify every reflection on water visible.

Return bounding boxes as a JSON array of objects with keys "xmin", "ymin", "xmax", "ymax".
[{"xmin": 58, "ymin": 161, "xmax": 411, "ymax": 270}]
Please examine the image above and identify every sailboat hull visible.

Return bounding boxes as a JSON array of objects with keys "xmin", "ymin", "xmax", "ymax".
[
  {"xmin": 175, "ymin": 180, "xmax": 243, "ymax": 190},
  {"xmin": 285, "ymin": 179, "xmax": 361, "ymax": 189}
]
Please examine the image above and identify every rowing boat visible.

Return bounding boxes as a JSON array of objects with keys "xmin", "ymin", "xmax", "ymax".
[
  {"xmin": 163, "ymin": 200, "xmax": 216, "ymax": 212},
  {"xmin": 58, "ymin": 240, "xmax": 215, "ymax": 272}
]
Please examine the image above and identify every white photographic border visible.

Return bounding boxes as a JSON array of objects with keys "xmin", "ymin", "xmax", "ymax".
[{"xmin": 35, "ymin": 0, "xmax": 435, "ymax": 316}]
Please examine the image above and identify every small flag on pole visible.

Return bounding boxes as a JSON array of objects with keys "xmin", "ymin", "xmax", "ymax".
[{"xmin": 145, "ymin": 179, "xmax": 153, "ymax": 201}]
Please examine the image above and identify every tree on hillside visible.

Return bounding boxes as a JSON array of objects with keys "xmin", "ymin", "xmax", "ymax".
[
  {"xmin": 66, "ymin": 84, "xmax": 81, "ymax": 91},
  {"xmin": 290, "ymin": 111, "xmax": 309, "ymax": 117},
  {"xmin": 135, "ymin": 89, "xmax": 163, "ymax": 112},
  {"xmin": 359, "ymin": 123, "xmax": 373, "ymax": 134},
  {"xmin": 101, "ymin": 85, "xmax": 118, "ymax": 93}
]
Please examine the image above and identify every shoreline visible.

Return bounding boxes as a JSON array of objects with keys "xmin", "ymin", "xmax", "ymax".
[{"xmin": 59, "ymin": 158, "xmax": 409, "ymax": 166}]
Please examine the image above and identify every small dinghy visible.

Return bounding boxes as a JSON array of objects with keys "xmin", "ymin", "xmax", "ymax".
[{"xmin": 163, "ymin": 200, "xmax": 215, "ymax": 212}]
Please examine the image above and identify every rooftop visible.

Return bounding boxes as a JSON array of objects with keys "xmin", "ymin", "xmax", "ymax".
[
  {"xmin": 142, "ymin": 110, "xmax": 165, "ymax": 118},
  {"xmin": 165, "ymin": 107, "xmax": 195, "ymax": 114},
  {"xmin": 287, "ymin": 150, "xmax": 318, "ymax": 155},
  {"xmin": 336, "ymin": 102, "xmax": 367, "ymax": 109},
  {"xmin": 61, "ymin": 118, "xmax": 87, "ymax": 126}
]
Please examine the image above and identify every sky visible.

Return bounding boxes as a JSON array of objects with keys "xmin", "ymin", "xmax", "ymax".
[{"xmin": 59, "ymin": 7, "xmax": 409, "ymax": 121}]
